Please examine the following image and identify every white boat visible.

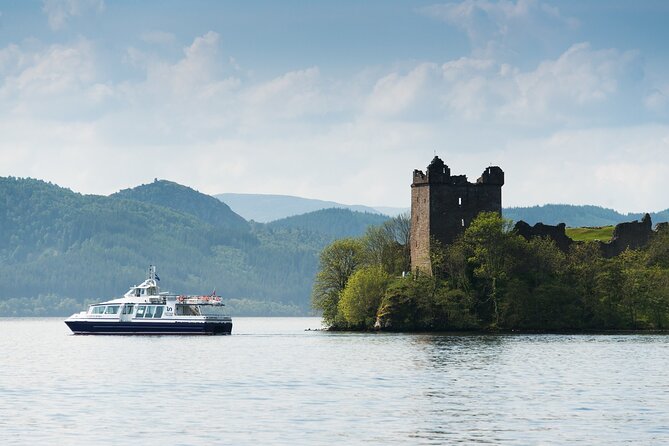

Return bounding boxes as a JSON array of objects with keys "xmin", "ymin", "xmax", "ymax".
[{"xmin": 65, "ymin": 266, "xmax": 232, "ymax": 335}]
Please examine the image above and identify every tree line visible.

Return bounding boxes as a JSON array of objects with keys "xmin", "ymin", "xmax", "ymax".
[
  {"xmin": 312, "ymin": 212, "xmax": 669, "ymax": 331},
  {"xmin": 0, "ymin": 176, "xmax": 390, "ymax": 315}
]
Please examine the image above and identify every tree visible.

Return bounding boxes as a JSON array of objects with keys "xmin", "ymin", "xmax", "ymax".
[
  {"xmin": 383, "ymin": 213, "xmax": 411, "ymax": 273},
  {"xmin": 311, "ymin": 238, "xmax": 364, "ymax": 326},
  {"xmin": 338, "ymin": 266, "xmax": 391, "ymax": 328},
  {"xmin": 462, "ymin": 212, "xmax": 519, "ymax": 327}
]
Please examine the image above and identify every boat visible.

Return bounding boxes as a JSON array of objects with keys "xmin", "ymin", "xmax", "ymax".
[{"xmin": 64, "ymin": 266, "xmax": 232, "ymax": 335}]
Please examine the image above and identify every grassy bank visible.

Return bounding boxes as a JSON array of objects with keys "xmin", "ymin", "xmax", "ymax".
[{"xmin": 566, "ymin": 226, "xmax": 614, "ymax": 242}]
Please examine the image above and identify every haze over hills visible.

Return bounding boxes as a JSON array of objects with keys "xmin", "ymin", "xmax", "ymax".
[
  {"xmin": 503, "ymin": 205, "xmax": 669, "ymax": 227},
  {"xmin": 216, "ymin": 192, "xmax": 407, "ymax": 222},
  {"xmin": 217, "ymin": 193, "xmax": 668, "ymax": 227}
]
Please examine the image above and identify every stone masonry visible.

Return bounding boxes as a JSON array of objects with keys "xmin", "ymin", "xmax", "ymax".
[{"xmin": 410, "ymin": 156, "xmax": 504, "ymax": 275}]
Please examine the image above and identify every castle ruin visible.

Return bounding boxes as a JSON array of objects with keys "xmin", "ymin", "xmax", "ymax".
[
  {"xmin": 410, "ymin": 156, "xmax": 504, "ymax": 274},
  {"xmin": 515, "ymin": 213, "xmax": 658, "ymax": 258}
]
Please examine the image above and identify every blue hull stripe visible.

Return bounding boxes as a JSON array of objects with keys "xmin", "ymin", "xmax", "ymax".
[{"xmin": 65, "ymin": 320, "xmax": 232, "ymax": 335}]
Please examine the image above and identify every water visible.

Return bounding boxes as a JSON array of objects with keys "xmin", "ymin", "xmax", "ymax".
[{"xmin": 1, "ymin": 318, "xmax": 668, "ymax": 445}]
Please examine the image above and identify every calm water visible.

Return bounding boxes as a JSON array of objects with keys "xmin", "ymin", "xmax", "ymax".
[{"xmin": 1, "ymin": 318, "xmax": 668, "ymax": 445}]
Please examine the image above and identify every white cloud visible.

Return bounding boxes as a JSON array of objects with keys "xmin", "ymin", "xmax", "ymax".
[
  {"xmin": 644, "ymin": 88, "xmax": 667, "ymax": 112},
  {"xmin": 501, "ymin": 125, "xmax": 669, "ymax": 212},
  {"xmin": 42, "ymin": 0, "xmax": 105, "ymax": 31},
  {"xmin": 365, "ymin": 63, "xmax": 438, "ymax": 117},
  {"xmin": 0, "ymin": 27, "xmax": 665, "ymax": 212},
  {"xmin": 420, "ymin": 0, "xmax": 579, "ymax": 58},
  {"xmin": 0, "ymin": 39, "xmax": 111, "ymax": 119},
  {"xmin": 245, "ymin": 67, "xmax": 323, "ymax": 118},
  {"xmin": 499, "ymin": 43, "xmax": 639, "ymax": 119},
  {"xmin": 358, "ymin": 42, "xmax": 639, "ymax": 124}
]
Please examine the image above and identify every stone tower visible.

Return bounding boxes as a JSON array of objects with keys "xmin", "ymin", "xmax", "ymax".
[{"xmin": 410, "ymin": 156, "xmax": 504, "ymax": 275}]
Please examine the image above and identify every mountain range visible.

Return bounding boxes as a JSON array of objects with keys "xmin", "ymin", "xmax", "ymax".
[
  {"xmin": 215, "ymin": 193, "xmax": 407, "ymax": 222},
  {"xmin": 1, "ymin": 176, "xmax": 667, "ymax": 316},
  {"xmin": 218, "ymin": 193, "xmax": 669, "ymax": 227},
  {"xmin": 0, "ymin": 178, "xmax": 386, "ymax": 316}
]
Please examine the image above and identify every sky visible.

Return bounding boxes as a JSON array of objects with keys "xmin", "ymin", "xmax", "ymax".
[{"xmin": 0, "ymin": 0, "xmax": 668, "ymax": 212}]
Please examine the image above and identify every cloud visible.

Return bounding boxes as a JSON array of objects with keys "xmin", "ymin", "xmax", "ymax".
[
  {"xmin": 644, "ymin": 88, "xmax": 668, "ymax": 113},
  {"xmin": 42, "ymin": 0, "xmax": 105, "ymax": 31},
  {"xmin": 420, "ymin": 0, "xmax": 579, "ymax": 58},
  {"xmin": 120, "ymin": 31, "xmax": 240, "ymax": 114},
  {"xmin": 0, "ymin": 38, "xmax": 113, "ymax": 119},
  {"xmin": 499, "ymin": 43, "xmax": 639, "ymax": 120},
  {"xmin": 358, "ymin": 42, "xmax": 639, "ymax": 124},
  {"xmin": 365, "ymin": 63, "xmax": 438, "ymax": 117},
  {"xmin": 245, "ymin": 67, "xmax": 321, "ymax": 115},
  {"xmin": 498, "ymin": 124, "xmax": 669, "ymax": 212},
  {"xmin": 0, "ymin": 26, "xmax": 664, "ymax": 212}
]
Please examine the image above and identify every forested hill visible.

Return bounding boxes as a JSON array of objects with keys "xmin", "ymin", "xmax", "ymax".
[
  {"xmin": 503, "ymin": 204, "xmax": 669, "ymax": 227},
  {"xmin": 0, "ymin": 177, "xmax": 387, "ymax": 316},
  {"xmin": 268, "ymin": 208, "xmax": 390, "ymax": 240},
  {"xmin": 114, "ymin": 180, "xmax": 249, "ymax": 232}
]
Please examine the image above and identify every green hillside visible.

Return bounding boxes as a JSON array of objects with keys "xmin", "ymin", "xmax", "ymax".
[
  {"xmin": 115, "ymin": 180, "xmax": 249, "ymax": 232},
  {"xmin": 268, "ymin": 208, "xmax": 390, "ymax": 240},
  {"xmin": 565, "ymin": 226, "xmax": 615, "ymax": 242},
  {"xmin": 0, "ymin": 177, "xmax": 388, "ymax": 316}
]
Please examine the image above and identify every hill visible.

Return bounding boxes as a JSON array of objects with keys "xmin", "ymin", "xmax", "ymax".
[
  {"xmin": 503, "ymin": 204, "xmax": 669, "ymax": 227},
  {"xmin": 0, "ymin": 177, "xmax": 388, "ymax": 316},
  {"xmin": 114, "ymin": 180, "xmax": 249, "ymax": 232},
  {"xmin": 268, "ymin": 208, "xmax": 390, "ymax": 240},
  {"xmin": 216, "ymin": 193, "xmax": 388, "ymax": 222},
  {"xmin": 217, "ymin": 193, "xmax": 669, "ymax": 228}
]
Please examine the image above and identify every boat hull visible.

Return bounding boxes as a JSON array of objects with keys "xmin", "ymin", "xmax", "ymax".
[{"xmin": 65, "ymin": 320, "xmax": 232, "ymax": 335}]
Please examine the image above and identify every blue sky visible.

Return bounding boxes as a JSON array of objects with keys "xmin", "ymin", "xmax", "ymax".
[{"xmin": 0, "ymin": 0, "xmax": 668, "ymax": 212}]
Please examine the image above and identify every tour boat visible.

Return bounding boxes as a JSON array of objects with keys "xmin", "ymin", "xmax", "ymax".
[{"xmin": 64, "ymin": 266, "xmax": 232, "ymax": 335}]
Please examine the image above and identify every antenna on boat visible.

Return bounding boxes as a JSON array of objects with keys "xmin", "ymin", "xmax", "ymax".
[{"xmin": 148, "ymin": 265, "xmax": 156, "ymax": 281}]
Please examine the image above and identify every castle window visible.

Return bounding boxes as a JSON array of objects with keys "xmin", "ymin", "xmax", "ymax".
[
  {"xmin": 458, "ymin": 197, "xmax": 462, "ymax": 206},
  {"xmin": 461, "ymin": 219, "xmax": 465, "ymax": 227}
]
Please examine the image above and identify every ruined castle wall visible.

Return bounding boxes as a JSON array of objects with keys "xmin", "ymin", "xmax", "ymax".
[
  {"xmin": 600, "ymin": 214, "xmax": 653, "ymax": 257},
  {"xmin": 429, "ymin": 183, "xmax": 502, "ymax": 247},
  {"xmin": 410, "ymin": 157, "xmax": 504, "ymax": 275},
  {"xmin": 410, "ymin": 182, "xmax": 432, "ymax": 275},
  {"xmin": 514, "ymin": 221, "xmax": 573, "ymax": 252}
]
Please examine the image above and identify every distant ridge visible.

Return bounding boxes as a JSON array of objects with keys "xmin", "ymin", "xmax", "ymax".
[
  {"xmin": 216, "ymin": 192, "xmax": 668, "ymax": 227},
  {"xmin": 268, "ymin": 208, "xmax": 390, "ymax": 240},
  {"xmin": 114, "ymin": 180, "xmax": 249, "ymax": 232},
  {"xmin": 0, "ymin": 176, "xmax": 392, "ymax": 316},
  {"xmin": 503, "ymin": 204, "xmax": 669, "ymax": 227},
  {"xmin": 216, "ymin": 193, "xmax": 390, "ymax": 222}
]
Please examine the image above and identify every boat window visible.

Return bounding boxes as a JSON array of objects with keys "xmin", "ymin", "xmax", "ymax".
[
  {"xmin": 175, "ymin": 304, "xmax": 200, "ymax": 316},
  {"xmin": 91, "ymin": 306, "xmax": 106, "ymax": 314},
  {"xmin": 134, "ymin": 288, "xmax": 141, "ymax": 297},
  {"xmin": 136, "ymin": 305, "xmax": 146, "ymax": 318},
  {"xmin": 105, "ymin": 305, "xmax": 120, "ymax": 314},
  {"xmin": 145, "ymin": 306, "xmax": 155, "ymax": 318},
  {"xmin": 153, "ymin": 306, "xmax": 164, "ymax": 318},
  {"xmin": 199, "ymin": 305, "xmax": 228, "ymax": 316},
  {"xmin": 122, "ymin": 304, "xmax": 134, "ymax": 315}
]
